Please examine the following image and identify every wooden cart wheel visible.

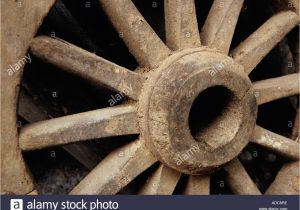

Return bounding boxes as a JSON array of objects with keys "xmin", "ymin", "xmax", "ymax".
[{"xmin": 1, "ymin": 0, "xmax": 299, "ymax": 195}]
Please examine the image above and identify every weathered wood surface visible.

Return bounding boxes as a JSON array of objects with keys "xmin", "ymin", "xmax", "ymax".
[{"xmin": 1, "ymin": 0, "xmax": 56, "ymax": 194}]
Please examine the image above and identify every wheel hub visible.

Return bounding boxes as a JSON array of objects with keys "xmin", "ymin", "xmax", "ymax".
[{"xmin": 139, "ymin": 48, "xmax": 258, "ymax": 175}]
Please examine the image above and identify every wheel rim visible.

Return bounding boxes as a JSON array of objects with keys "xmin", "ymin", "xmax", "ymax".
[{"xmin": 1, "ymin": 0, "xmax": 299, "ymax": 195}]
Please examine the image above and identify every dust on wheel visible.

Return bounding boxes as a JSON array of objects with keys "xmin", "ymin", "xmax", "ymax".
[{"xmin": 1, "ymin": 0, "xmax": 299, "ymax": 195}]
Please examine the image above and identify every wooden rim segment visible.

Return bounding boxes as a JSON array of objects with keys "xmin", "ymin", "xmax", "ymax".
[{"xmin": 1, "ymin": 0, "xmax": 57, "ymax": 194}]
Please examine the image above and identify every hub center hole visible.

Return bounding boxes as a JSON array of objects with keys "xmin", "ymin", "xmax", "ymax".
[{"xmin": 188, "ymin": 86, "xmax": 241, "ymax": 148}]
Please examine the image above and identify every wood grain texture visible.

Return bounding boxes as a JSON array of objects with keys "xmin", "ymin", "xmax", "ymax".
[{"xmin": 1, "ymin": 0, "xmax": 56, "ymax": 194}]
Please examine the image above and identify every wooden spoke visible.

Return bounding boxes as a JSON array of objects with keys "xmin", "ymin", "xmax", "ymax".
[
  {"xmin": 18, "ymin": 89, "xmax": 101, "ymax": 169},
  {"xmin": 253, "ymin": 73, "xmax": 299, "ymax": 105},
  {"xmin": 265, "ymin": 161, "xmax": 300, "ymax": 195},
  {"xmin": 224, "ymin": 159, "xmax": 261, "ymax": 195},
  {"xmin": 201, "ymin": 0, "xmax": 244, "ymax": 54},
  {"xmin": 70, "ymin": 140, "xmax": 157, "ymax": 194},
  {"xmin": 18, "ymin": 89, "xmax": 49, "ymax": 122},
  {"xmin": 139, "ymin": 164, "xmax": 181, "ymax": 195},
  {"xmin": 165, "ymin": 0, "xmax": 201, "ymax": 50},
  {"xmin": 30, "ymin": 36, "xmax": 144, "ymax": 100},
  {"xmin": 100, "ymin": 0, "xmax": 170, "ymax": 68},
  {"xmin": 62, "ymin": 144, "xmax": 101, "ymax": 170},
  {"xmin": 19, "ymin": 105, "xmax": 139, "ymax": 151},
  {"xmin": 251, "ymin": 126, "xmax": 300, "ymax": 160},
  {"xmin": 231, "ymin": 11, "xmax": 299, "ymax": 74},
  {"xmin": 183, "ymin": 175, "xmax": 210, "ymax": 195},
  {"xmin": 48, "ymin": 0, "xmax": 100, "ymax": 53}
]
